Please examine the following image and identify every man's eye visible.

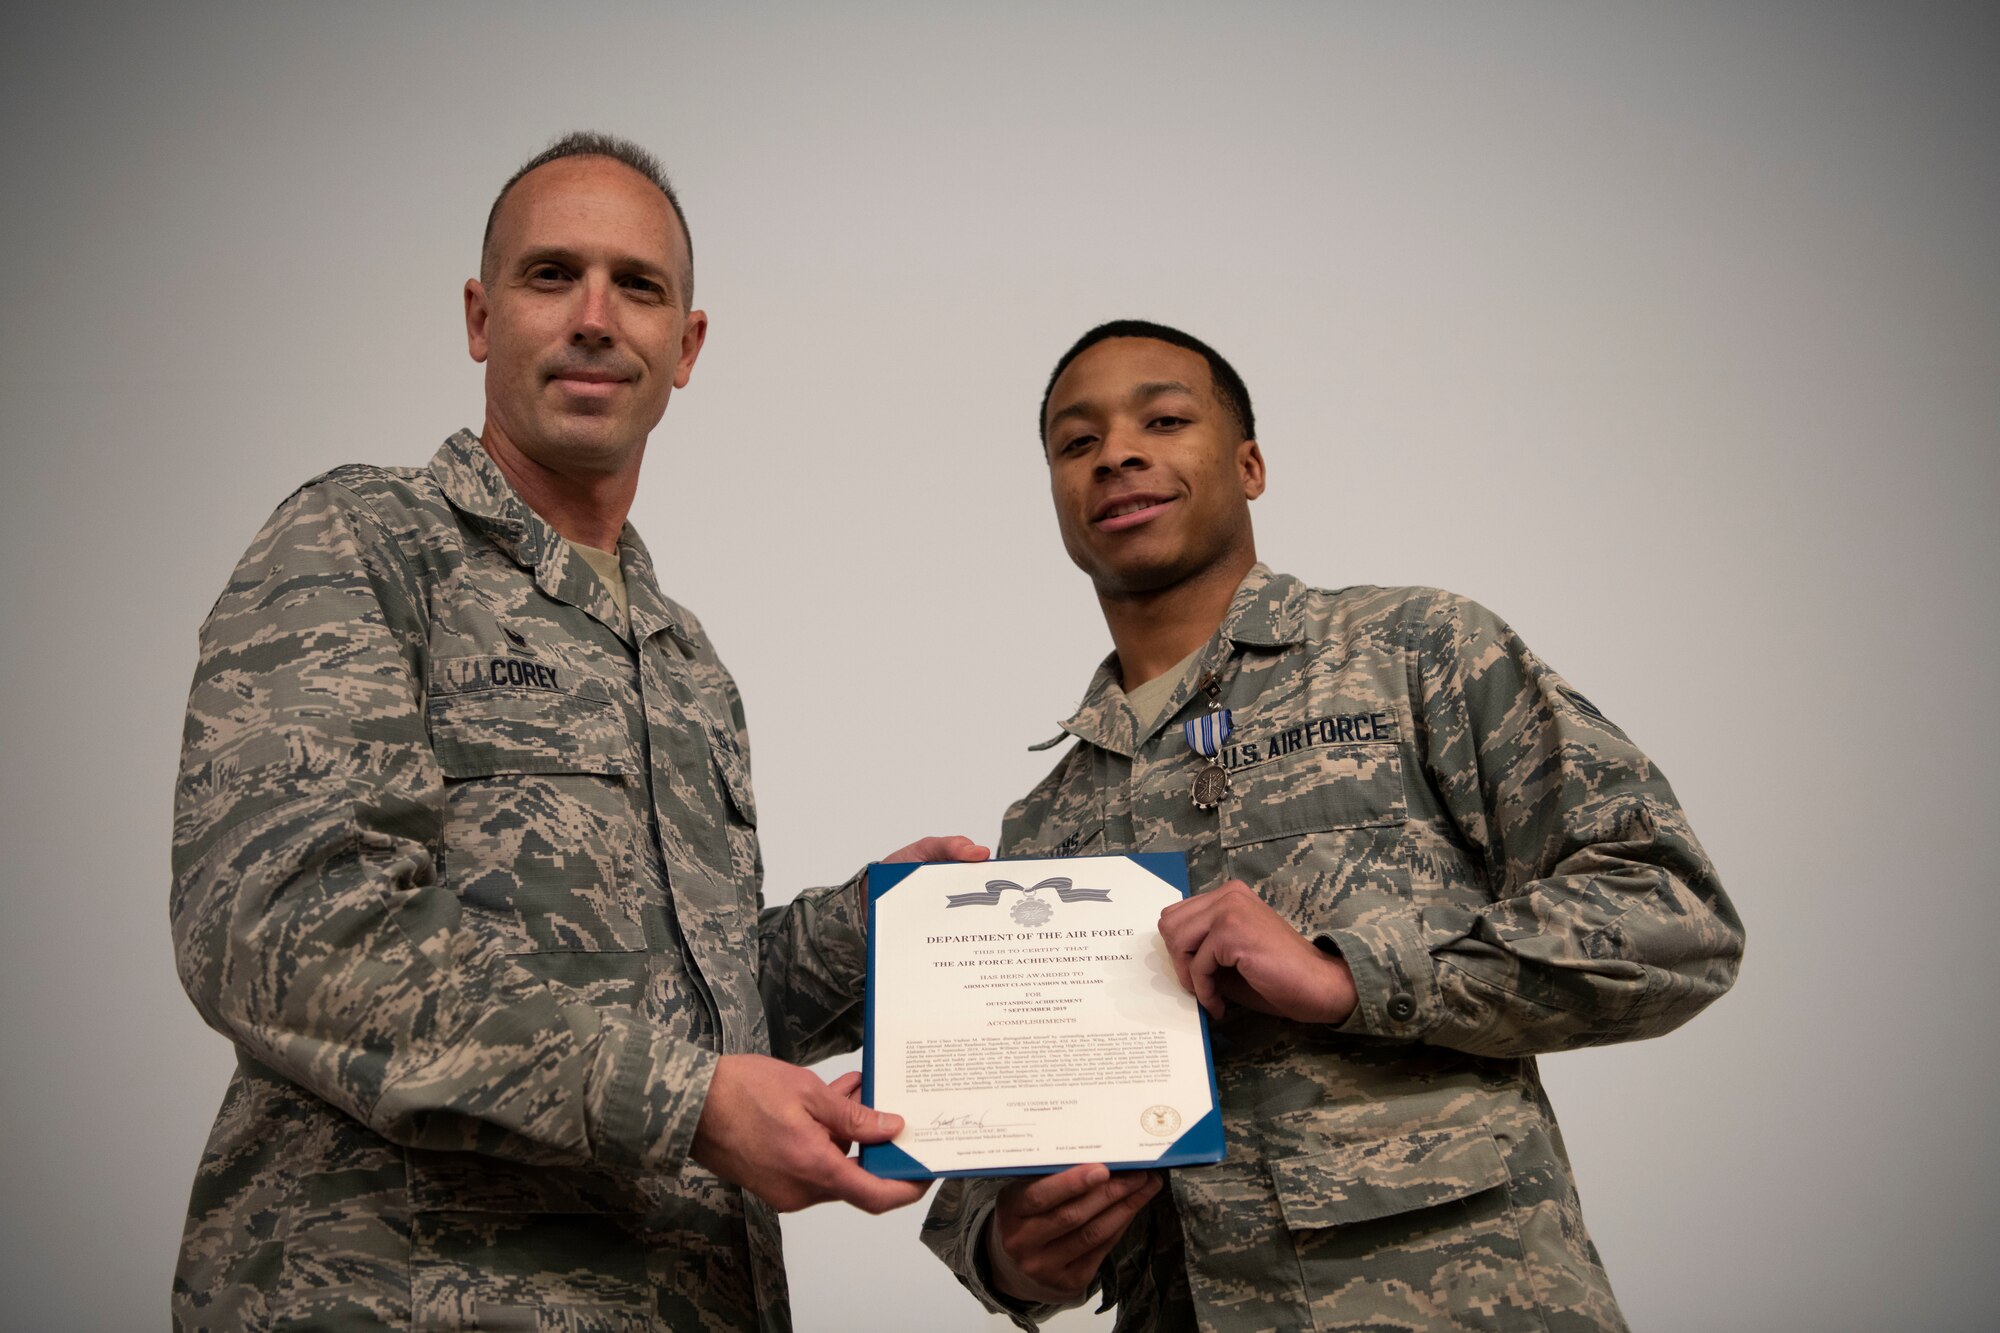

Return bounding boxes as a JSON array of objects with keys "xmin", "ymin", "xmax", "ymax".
[
  {"xmin": 1149, "ymin": 416, "xmax": 1188, "ymax": 430},
  {"xmin": 528, "ymin": 265, "xmax": 569, "ymax": 283},
  {"xmin": 619, "ymin": 275, "xmax": 664, "ymax": 296},
  {"xmin": 1059, "ymin": 435, "xmax": 1097, "ymax": 455}
]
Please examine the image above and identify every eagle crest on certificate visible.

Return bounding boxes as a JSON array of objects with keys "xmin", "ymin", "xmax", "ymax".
[{"xmin": 945, "ymin": 876, "xmax": 1113, "ymax": 927}]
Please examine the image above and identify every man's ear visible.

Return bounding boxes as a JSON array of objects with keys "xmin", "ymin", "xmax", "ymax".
[
  {"xmin": 673, "ymin": 309, "xmax": 709, "ymax": 389},
  {"xmin": 464, "ymin": 279, "xmax": 490, "ymax": 363},
  {"xmin": 1238, "ymin": 438, "xmax": 1267, "ymax": 500}
]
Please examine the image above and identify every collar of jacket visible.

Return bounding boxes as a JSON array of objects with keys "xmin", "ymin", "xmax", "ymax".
[
  {"xmin": 1040, "ymin": 563, "xmax": 1308, "ymax": 757},
  {"xmin": 428, "ymin": 429, "xmax": 703, "ymax": 649}
]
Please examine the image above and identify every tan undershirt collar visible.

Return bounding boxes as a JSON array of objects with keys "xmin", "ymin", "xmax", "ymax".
[
  {"xmin": 568, "ymin": 541, "xmax": 630, "ymax": 628},
  {"xmin": 1123, "ymin": 644, "xmax": 1205, "ymax": 734}
]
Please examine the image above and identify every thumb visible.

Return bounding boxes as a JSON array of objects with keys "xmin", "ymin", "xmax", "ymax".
[
  {"xmin": 936, "ymin": 835, "xmax": 991, "ymax": 863},
  {"xmin": 885, "ymin": 834, "xmax": 991, "ymax": 864},
  {"xmin": 815, "ymin": 1082, "xmax": 902, "ymax": 1144}
]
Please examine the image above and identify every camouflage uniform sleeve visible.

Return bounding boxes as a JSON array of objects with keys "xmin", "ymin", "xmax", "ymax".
[
  {"xmin": 757, "ymin": 867, "xmax": 868, "ymax": 1067},
  {"xmin": 1323, "ymin": 592, "xmax": 1745, "ymax": 1055},
  {"xmin": 171, "ymin": 480, "xmax": 715, "ymax": 1175}
]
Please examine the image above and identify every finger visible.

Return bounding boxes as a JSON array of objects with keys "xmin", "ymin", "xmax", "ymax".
[
  {"xmin": 1208, "ymin": 880, "xmax": 1269, "ymax": 921},
  {"xmin": 1157, "ymin": 890, "xmax": 1215, "ymax": 934},
  {"xmin": 1165, "ymin": 920, "xmax": 1210, "ymax": 1003},
  {"xmin": 883, "ymin": 834, "xmax": 992, "ymax": 864},
  {"xmin": 936, "ymin": 835, "xmax": 990, "ymax": 863},
  {"xmin": 812, "ymin": 1082, "xmax": 903, "ymax": 1144},
  {"xmin": 880, "ymin": 837, "xmax": 930, "ymax": 864},
  {"xmin": 1187, "ymin": 939, "xmax": 1226, "ymax": 1019},
  {"xmin": 1019, "ymin": 1171, "xmax": 1161, "ymax": 1264},
  {"xmin": 1160, "ymin": 879, "xmax": 1248, "ymax": 923},
  {"xmin": 1159, "ymin": 912, "xmax": 1203, "ymax": 996},
  {"xmin": 1064, "ymin": 1168, "xmax": 1160, "ymax": 1248},
  {"xmin": 1011, "ymin": 1163, "xmax": 1112, "ymax": 1217},
  {"xmin": 1158, "ymin": 893, "xmax": 1228, "ymax": 978},
  {"xmin": 1063, "ymin": 1173, "xmax": 1163, "ymax": 1268},
  {"xmin": 1215, "ymin": 969, "xmax": 1272, "ymax": 1015},
  {"xmin": 821, "ymin": 1154, "xmax": 931, "ymax": 1214},
  {"xmin": 1016, "ymin": 1169, "xmax": 1155, "ymax": 1249},
  {"xmin": 818, "ymin": 1072, "xmax": 868, "ymax": 1155}
]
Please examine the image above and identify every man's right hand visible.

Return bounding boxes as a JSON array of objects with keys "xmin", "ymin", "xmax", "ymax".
[
  {"xmin": 690, "ymin": 1054, "xmax": 928, "ymax": 1214},
  {"xmin": 986, "ymin": 1164, "xmax": 1162, "ymax": 1306}
]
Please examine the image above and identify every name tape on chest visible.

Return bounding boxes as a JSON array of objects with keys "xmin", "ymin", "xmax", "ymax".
[
  {"xmin": 1048, "ymin": 825, "xmax": 1104, "ymax": 858},
  {"xmin": 436, "ymin": 655, "xmax": 567, "ymax": 695},
  {"xmin": 1213, "ymin": 711, "xmax": 1396, "ymax": 771}
]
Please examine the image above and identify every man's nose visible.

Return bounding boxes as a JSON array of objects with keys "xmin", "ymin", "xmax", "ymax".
[
  {"xmin": 570, "ymin": 276, "xmax": 615, "ymax": 346},
  {"xmin": 1095, "ymin": 425, "xmax": 1152, "ymax": 476}
]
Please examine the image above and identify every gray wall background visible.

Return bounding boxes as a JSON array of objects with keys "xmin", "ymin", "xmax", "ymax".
[{"xmin": 3, "ymin": 4, "xmax": 1994, "ymax": 1329}]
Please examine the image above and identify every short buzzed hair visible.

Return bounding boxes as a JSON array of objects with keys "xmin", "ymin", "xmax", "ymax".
[
  {"xmin": 480, "ymin": 131, "xmax": 694, "ymax": 300},
  {"xmin": 1039, "ymin": 319, "xmax": 1255, "ymax": 449}
]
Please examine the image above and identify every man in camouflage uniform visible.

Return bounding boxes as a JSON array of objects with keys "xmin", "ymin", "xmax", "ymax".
[
  {"xmin": 921, "ymin": 321, "xmax": 1744, "ymax": 1331},
  {"xmin": 170, "ymin": 133, "xmax": 975, "ymax": 1330}
]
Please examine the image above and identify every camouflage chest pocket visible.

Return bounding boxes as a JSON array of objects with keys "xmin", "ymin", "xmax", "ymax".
[
  {"xmin": 702, "ymin": 719, "xmax": 760, "ymax": 887},
  {"xmin": 1219, "ymin": 742, "xmax": 1407, "ymax": 930},
  {"xmin": 1220, "ymin": 741, "xmax": 1406, "ymax": 845},
  {"xmin": 430, "ymin": 686, "xmax": 647, "ymax": 955}
]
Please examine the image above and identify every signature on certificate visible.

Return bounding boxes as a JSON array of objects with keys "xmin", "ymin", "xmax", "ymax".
[{"xmin": 927, "ymin": 1108, "xmax": 992, "ymax": 1129}]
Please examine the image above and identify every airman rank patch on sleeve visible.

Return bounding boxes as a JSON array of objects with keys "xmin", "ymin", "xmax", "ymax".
[{"xmin": 1559, "ymin": 686, "xmax": 1608, "ymax": 723}]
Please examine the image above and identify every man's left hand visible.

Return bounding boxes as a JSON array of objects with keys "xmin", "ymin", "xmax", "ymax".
[
  {"xmin": 1157, "ymin": 880, "xmax": 1357, "ymax": 1024},
  {"xmin": 880, "ymin": 835, "xmax": 990, "ymax": 864}
]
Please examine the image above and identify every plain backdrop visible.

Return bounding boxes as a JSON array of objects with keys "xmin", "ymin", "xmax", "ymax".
[{"xmin": 2, "ymin": 4, "xmax": 1995, "ymax": 1330}]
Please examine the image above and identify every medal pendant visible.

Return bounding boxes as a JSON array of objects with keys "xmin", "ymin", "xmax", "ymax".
[{"xmin": 1191, "ymin": 762, "xmax": 1230, "ymax": 810}]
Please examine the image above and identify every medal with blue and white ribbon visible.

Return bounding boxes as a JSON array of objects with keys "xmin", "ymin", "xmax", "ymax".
[{"xmin": 1185, "ymin": 673, "xmax": 1233, "ymax": 810}]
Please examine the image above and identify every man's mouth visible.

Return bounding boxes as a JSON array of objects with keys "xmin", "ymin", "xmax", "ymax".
[
  {"xmin": 546, "ymin": 364, "xmax": 633, "ymax": 396},
  {"xmin": 1093, "ymin": 493, "xmax": 1177, "ymax": 532}
]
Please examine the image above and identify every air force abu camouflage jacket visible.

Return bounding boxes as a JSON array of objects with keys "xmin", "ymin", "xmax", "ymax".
[
  {"xmin": 171, "ymin": 431, "xmax": 866, "ymax": 1331},
  {"xmin": 922, "ymin": 565, "xmax": 1743, "ymax": 1332}
]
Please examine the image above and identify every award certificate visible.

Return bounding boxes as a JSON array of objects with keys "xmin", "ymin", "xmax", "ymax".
[{"xmin": 860, "ymin": 852, "xmax": 1222, "ymax": 1180}]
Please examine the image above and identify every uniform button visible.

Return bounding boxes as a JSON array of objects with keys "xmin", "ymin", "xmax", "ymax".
[{"xmin": 1386, "ymin": 994, "xmax": 1417, "ymax": 1022}]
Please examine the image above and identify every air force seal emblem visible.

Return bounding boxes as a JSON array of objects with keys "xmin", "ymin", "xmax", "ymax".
[{"xmin": 945, "ymin": 877, "xmax": 1114, "ymax": 927}]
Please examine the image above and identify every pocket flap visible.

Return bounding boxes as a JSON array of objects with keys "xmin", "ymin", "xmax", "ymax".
[
  {"xmin": 1270, "ymin": 1126, "xmax": 1509, "ymax": 1230},
  {"xmin": 1220, "ymin": 743, "xmax": 1406, "ymax": 847},
  {"xmin": 429, "ymin": 691, "xmax": 634, "ymax": 779},
  {"xmin": 706, "ymin": 730, "xmax": 757, "ymax": 827}
]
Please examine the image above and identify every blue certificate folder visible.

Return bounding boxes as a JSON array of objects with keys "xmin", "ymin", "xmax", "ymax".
[{"xmin": 859, "ymin": 851, "xmax": 1224, "ymax": 1181}]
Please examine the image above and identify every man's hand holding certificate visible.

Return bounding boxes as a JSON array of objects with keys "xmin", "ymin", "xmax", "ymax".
[{"xmin": 860, "ymin": 852, "xmax": 1222, "ymax": 1180}]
